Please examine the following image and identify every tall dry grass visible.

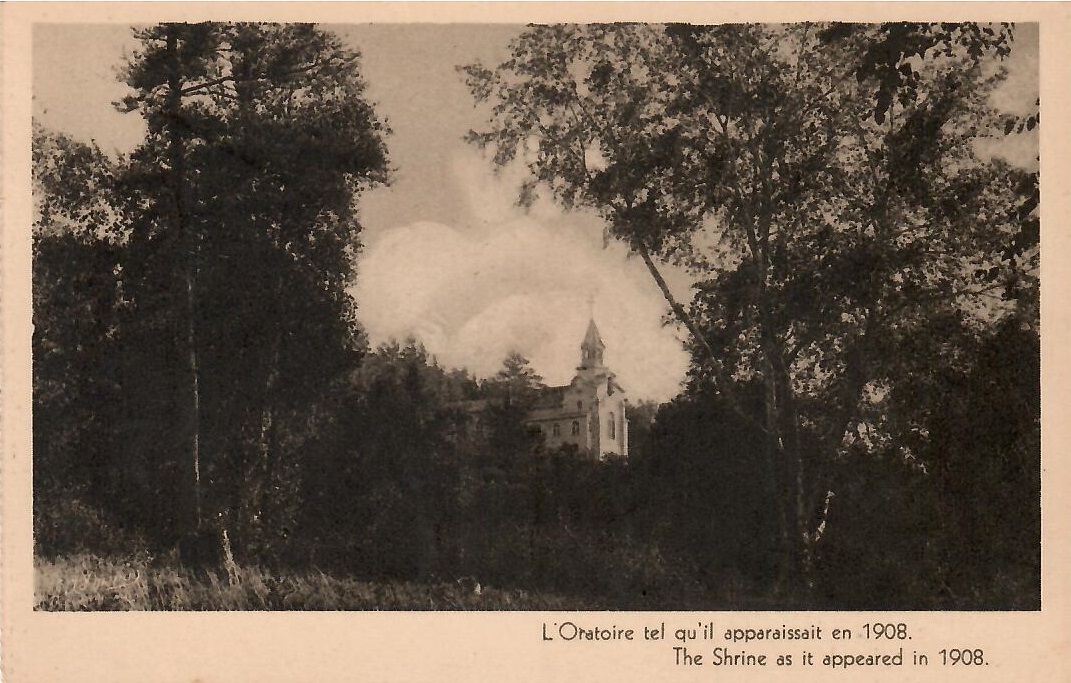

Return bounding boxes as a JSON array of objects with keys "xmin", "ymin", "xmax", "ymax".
[{"xmin": 35, "ymin": 554, "xmax": 583, "ymax": 610}]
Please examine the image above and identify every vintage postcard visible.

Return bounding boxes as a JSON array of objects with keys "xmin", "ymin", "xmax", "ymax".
[{"xmin": 2, "ymin": 2, "xmax": 1069, "ymax": 681}]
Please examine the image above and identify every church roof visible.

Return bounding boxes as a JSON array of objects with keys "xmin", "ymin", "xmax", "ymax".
[{"xmin": 582, "ymin": 318, "xmax": 605, "ymax": 351}]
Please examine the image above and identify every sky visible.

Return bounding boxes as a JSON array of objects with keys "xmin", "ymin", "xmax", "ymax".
[
  {"xmin": 33, "ymin": 23, "xmax": 694, "ymax": 402},
  {"xmin": 32, "ymin": 23, "xmax": 1039, "ymax": 402}
]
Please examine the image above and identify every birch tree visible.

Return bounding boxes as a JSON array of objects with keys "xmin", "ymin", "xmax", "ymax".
[{"xmin": 462, "ymin": 22, "xmax": 1030, "ymax": 595}]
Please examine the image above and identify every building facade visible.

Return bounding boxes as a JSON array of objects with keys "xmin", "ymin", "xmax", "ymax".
[{"xmin": 526, "ymin": 319, "xmax": 628, "ymax": 460}]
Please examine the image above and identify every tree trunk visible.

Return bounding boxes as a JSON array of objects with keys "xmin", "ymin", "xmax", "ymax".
[
  {"xmin": 636, "ymin": 244, "xmax": 765, "ymax": 434},
  {"xmin": 638, "ymin": 240, "xmax": 810, "ymax": 597},
  {"xmin": 747, "ymin": 200, "xmax": 809, "ymax": 600},
  {"xmin": 254, "ymin": 327, "xmax": 282, "ymax": 552},
  {"xmin": 770, "ymin": 351, "xmax": 808, "ymax": 599},
  {"xmin": 166, "ymin": 28, "xmax": 203, "ymax": 532}
]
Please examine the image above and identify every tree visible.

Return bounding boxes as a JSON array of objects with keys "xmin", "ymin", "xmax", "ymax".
[
  {"xmin": 462, "ymin": 22, "xmax": 1033, "ymax": 598},
  {"xmin": 31, "ymin": 128, "xmax": 133, "ymax": 553},
  {"xmin": 482, "ymin": 351, "xmax": 546, "ymax": 407},
  {"xmin": 314, "ymin": 340, "xmax": 467, "ymax": 578},
  {"xmin": 478, "ymin": 352, "xmax": 547, "ymax": 463},
  {"xmin": 631, "ymin": 383, "xmax": 778, "ymax": 594},
  {"xmin": 108, "ymin": 22, "xmax": 389, "ymax": 556},
  {"xmin": 622, "ymin": 399, "xmax": 660, "ymax": 460}
]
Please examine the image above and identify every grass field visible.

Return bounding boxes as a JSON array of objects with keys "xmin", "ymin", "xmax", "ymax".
[{"xmin": 35, "ymin": 554, "xmax": 585, "ymax": 611}]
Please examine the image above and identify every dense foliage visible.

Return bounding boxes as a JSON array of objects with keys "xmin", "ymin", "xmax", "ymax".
[
  {"xmin": 462, "ymin": 21, "xmax": 1038, "ymax": 605},
  {"xmin": 34, "ymin": 22, "xmax": 390, "ymax": 560}
]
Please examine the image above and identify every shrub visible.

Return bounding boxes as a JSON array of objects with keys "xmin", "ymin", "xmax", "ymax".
[{"xmin": 34, "ymin": 490, "xmax": 145, "ymax": 558}]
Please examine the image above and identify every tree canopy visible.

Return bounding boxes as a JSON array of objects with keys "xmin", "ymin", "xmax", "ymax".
[
  {"xmin": 463, "ymin": 22, "xmax": 1037, "ymax": 593},
  {"xmin": 33, "ymin": 22, "xmax": 391, "ymax": 557}
]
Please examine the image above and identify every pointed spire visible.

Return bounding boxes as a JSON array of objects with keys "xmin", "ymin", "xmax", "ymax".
[
  {"xmin": 579, "ymin": 318, "xmax": 605, "ymax": 369},
  {"xmin": 582, "ymin": 318, "xmax": 604, "ymax": 350}
]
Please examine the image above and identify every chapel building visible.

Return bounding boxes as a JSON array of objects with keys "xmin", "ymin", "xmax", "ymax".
[{"xmin": 526, "ymin": 318, "xmax": 628, "ymax": 460}]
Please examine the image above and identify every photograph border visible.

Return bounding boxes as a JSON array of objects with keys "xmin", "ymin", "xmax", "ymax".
[{"xmin": 4, "ymin": 3, "xmax": 1070, "ymax": 681}]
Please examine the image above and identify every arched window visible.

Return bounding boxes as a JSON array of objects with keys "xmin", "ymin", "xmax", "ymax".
[
  {"xmin": 577, "ymin": 400, "xmax": 583, "ymax": 411},
  {"xmin": 552, "ymin": 423, "xmax": 560, "ymax": 437},
  {"xmin": 609, "ymin": 412, "xmax": 616, "ymax": 440},
  {"xmin": 571, "ymin": 420, "xmax": 580, "ymax": 435}
]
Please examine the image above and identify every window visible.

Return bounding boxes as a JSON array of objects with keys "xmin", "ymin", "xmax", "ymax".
[
  {"xmin": 552, "ymin": 423, "xmax": 560, "ymax": 437},
  {"xmin": 609, "ymin": 412, "xmax": 616, "ymax": 440},
  {"xmin": 577, "ymin": 400, "xmax": 583, "ymax": 411},
  {"xmin": 571, "ymin": 420, "xmax": 580, "ymax": 435}
]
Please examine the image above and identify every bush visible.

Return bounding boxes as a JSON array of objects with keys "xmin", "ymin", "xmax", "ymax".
[{"xmin": 34, "ymin": 489, "xmax": 145, "ymax": 558}]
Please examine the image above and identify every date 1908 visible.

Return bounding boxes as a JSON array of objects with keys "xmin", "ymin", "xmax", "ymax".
[{"xmin": 939, "ymin": 648, "xmax": 987, "ymax": 666}]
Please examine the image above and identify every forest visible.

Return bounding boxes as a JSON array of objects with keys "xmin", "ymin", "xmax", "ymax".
[{"xmin": 33, "ymin": 22, "xmax": 1038, "ymax": 610}]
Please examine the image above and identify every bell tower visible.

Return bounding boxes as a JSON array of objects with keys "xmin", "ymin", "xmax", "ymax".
[
  {"xmin": 578, "ymin": 318, "xmax": 606, "ymax": 371},
  {"xmin": 526, "ymin": 313, "xmax": 627, "ymax": 460}
]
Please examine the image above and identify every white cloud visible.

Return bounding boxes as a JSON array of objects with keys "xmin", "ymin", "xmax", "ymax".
[{"xmin": 353, "ymin": 152, "xmax": 691, "ymax": 402}]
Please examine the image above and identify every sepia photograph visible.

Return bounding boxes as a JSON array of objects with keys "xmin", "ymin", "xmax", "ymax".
[
  {"xmin": 4, "ymin": 3, "xmax": 1069, "ymax": 682},
  {"xmin": 27, "ymin": 18, "xmax": 1042, "ymax": 612}
]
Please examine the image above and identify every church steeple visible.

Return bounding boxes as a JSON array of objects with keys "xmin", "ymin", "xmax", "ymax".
[
  {"xmin": 579, "ymin": 318, "xmax": 606, "ymax": 370},
  {"xmin": 525, "ymin": 313, "xmax": 627, "ymax": 460}
]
